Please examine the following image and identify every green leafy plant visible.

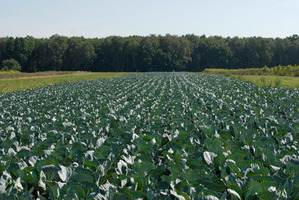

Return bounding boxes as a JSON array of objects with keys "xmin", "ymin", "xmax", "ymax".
[{"xmin": 0, "ymin": 72, "xmax": 298, "ymax": 199}]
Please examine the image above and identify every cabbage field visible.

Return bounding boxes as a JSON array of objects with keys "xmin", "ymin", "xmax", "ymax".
[{"xmin": 0, "ymin": 72, "xmax": 298, "ymax": 199}]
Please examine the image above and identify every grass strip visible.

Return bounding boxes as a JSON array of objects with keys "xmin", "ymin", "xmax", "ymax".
[
  {"xmin": 0, "ymin": 72, "xmax": 134, "ymax": 93},
  {"xmin": 230, "ymin": 75, "xmax": 299, "ymax": 88}
]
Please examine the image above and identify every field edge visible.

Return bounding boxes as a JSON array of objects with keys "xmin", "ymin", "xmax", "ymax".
[{"xmin": 0, "ymin": 72, "xmax": 136, "ymax": 93}]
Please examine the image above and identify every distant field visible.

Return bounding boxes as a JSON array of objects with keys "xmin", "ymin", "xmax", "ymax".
[
  {"xmin": 201, "ymin": 66, "xmax": 299, "ymax": 89},
  {"xmin": 0, "ymin": 71, "xmax": 86, "ymax": 79},
  {"xmin": 1, "ymin": 71, "xmax": 298, "ymax": 93},
  {"xmin": 231, "ymin": 75, "xmax": 299, "ymax": 88},
  {"xmin": 203, "ymin": 65, "xmax": 299, "ymax": 76},
  {"xmin": 0, "ymin": 71, "xmax": 134, "ymax": 93}
]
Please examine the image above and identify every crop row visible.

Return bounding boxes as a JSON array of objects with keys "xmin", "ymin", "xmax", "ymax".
[{"xmin": 0, "ymin": 73, "xmax": 298, "ymax": 199}]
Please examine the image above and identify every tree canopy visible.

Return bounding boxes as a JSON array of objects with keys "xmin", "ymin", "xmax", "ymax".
[
  {"xmin": 0, "ymin": 34, "xmax": 298, "ymax": 72},
  {"xmin": 1, "ymin": 58, "xmax": 22, "ymax": 71}
]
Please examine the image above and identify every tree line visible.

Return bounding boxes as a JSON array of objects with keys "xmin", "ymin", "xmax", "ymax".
[{"xmin": 0, "ymin": 34, "xmax": 298, "ymax": 72}]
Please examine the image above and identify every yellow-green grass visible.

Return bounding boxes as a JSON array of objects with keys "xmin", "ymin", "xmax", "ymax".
[
  {"xmin": 0, "ymin": 72, "xmax": 134, "ymax": 93},
  {"xmin": 203, "ymin": 65, "xmax": 299, "ymax": 77},
  {"xmin": 0, "ymin": 71, "xmax": 93, "ymax": 79},
  {"xmin": 231, "ymin": 75, "xmax": 299, "ymax": 89}
]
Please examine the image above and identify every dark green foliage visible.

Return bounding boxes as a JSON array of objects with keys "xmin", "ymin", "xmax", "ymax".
[
  {"xmin": 1, "ymin": 58, "xmax": 21, "ymax": 71},
  {"xmin": 0, "ymin": 34, "xmax": 299, "ymax": 72},
  {"xmin": 0, "ymin": 73, "xmax": 298, "ymax": 199}
]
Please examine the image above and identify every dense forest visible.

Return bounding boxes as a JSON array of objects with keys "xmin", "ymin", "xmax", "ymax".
[{"xmin": 0, "ymin": 34, "xmax": 298, "ymax": 72}]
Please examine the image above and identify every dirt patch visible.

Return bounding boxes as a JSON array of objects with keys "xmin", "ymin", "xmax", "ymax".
[{"xmin": 0, "ymin": 72, "xmax": 95, "ymax": 81}]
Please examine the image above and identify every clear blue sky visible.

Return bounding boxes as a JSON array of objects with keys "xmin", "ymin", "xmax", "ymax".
[{"xmin": 0, "ymin": 0, "xmax": 298, "ymax": 38}]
